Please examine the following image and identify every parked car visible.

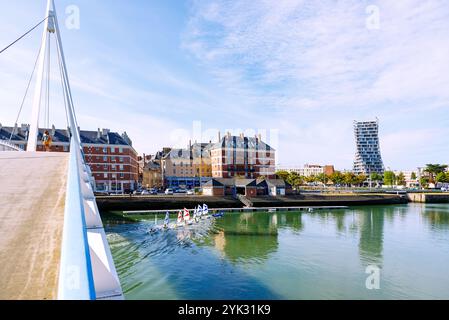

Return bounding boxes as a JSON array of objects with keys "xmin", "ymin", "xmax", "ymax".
[
  {"xmin": 187, "ymin": 189, "xmax": 194, "ymax": 195},
  {"xmin": 149, "ymin": 188, "xmax": 158, "ymax": 195},
  {"xmin": 176, "ymin": 188, "xmax": 187, "ymax": 194},
  {"xmin": 165, "ymin": 188, "xmax": 174, "ymax": 195},
  {"xmin": 141, "ymin": 190, "xmax": 150, "ymax": 195},
  {"xmin": 442, "ymin": 187, "xmax": 448, "ymax": 192}
]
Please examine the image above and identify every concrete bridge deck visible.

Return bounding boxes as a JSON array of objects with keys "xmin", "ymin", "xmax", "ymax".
[{"xmin": 0, "ymin": 151, "xmax": 68, "ymax": 300}]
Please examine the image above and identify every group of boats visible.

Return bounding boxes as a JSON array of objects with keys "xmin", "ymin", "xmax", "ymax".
[{"xmin": 150, "ymin": 204, "xmax": 225, "ymax": 232}]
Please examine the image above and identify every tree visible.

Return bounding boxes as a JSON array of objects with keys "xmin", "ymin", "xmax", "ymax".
[
  {"xmin": 276, "ymin": 170, "xmax": 290, "ymax": 181},
  {"xmin": 343, "ymin": 172, "xmax": 357, "ymax": 187},
  {"xmin": 370, "ymin": 173, "xmax": 383, "ymax": 182},
  {"xmin": 286, "ymin": 172, "xmax": 303, "ymax": 189},
  {"xmin": 305, "ymin": 175, "xmax": 317, "ymax": 184},
  {"xmin": 396, "ymin": 172, "xmax": 406, "ymax": 186},
  {"xmin": 355, "ymin": 174, "xmax": 367, "ymax": 186},
  {"xmin": 329, "ymin": 171, "xmax": 344, "ymax": 186},
  {"xmin": 424, "ymin": 164, "xmax": 448, "ymax": 185},
  {"xmin": 420, "ymin": 177, "xmax": 430, "ymax": 189},
  {"xmin": 436, "ymin": 172, "xmax": 449, "ymax": 183},
  {"xmin": 316, "ymin": 173, "xmax": 328, "ymax": 186},
  {"xmin": 384, "ymin": 171, "xmax": 396, "ymax": 186},
  {"xmin": 410, "ymin": 172, "xmax": 417, "ymax": 180}
]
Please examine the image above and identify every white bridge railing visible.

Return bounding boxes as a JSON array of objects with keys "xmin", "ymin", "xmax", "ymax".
[
  {"xmin": 0, "ymin": 139, "xmax": 23, "ymax": 151},
  {"xmin": 58, "ymin": 137, "xmax": 123, "ymax": 300}
]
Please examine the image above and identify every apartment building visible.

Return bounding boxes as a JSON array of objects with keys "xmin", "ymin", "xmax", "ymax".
[
  {"xmin": 0, "ymin": 124, "xmax": 139, "ymax": 192},
  {"xmin": 353, "ymin": 119, "xmax": 385, "ymax": 175},
  {"xmin": 210, "ymin": 133, "xmax": 276, "ymax": 179},
  {"xmin": 276, "ymin": 164, "xmax": 335, "ymax": 177},
  {"xmin": 161, "ymin": 142, "xmax": 212, "ymax": 188}
]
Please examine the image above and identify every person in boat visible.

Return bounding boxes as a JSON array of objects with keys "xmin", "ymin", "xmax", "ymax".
[
  {"xmin": 177, "ymin": 210, "xmax": 183, "ymax": 224},
  {"xmin": 42, "ymin": 130, "xmax": 52, "ymax": 152},
  {"xmin": 163, "ymin": 212, "xmax": 170, "ymax": 228}
]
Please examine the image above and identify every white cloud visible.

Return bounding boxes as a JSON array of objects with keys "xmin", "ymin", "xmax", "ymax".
[{"xmin": 184, "ymin": 0, "xmax": 449, "ymax": 169}]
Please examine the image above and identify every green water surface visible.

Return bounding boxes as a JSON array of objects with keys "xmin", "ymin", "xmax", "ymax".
[{"xmin": 104, "ymin": 204, "xmax": 449, "ymax": 300}]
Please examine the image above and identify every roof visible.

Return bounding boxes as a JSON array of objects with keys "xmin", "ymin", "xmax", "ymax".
[
  {"xmin": 0, "ymin": 125, "xmax": 133, "ymax": 146},
  {"xmin": 204, "ymin": 179, "xmax": 225, "ymax": 187},
  {"xmin": 210, "ymin": 135, "xmax": 274, "ymax": 151},
  {"xmin": 257, "ymin": 178, "xmax": 291, "ymax": 188},
  {"xmin": 144, "ymin": 160, "xmax": 160, "ymax": 171},
  {"xmin": 162, "ymin": 143, "xmax": 213, "ymax": 160}
]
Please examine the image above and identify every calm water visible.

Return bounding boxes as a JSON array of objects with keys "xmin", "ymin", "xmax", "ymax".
[{"xmin": 105, "ymin": 204, "xmax": 449, "ymax": 300}]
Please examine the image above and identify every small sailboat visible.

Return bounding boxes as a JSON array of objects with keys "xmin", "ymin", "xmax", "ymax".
[
  {"xmin": 163, "ymin": 211, "xmax": 170, "ymax": 229},
  {"xmin": 183, "ymin": 208, "xmax": 193, "ymax": 225}
]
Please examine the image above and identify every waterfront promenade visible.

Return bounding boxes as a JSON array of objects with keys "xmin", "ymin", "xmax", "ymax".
[{"xmin": 0, "ymin": 152, "xmax": 68, "ymax": 299}]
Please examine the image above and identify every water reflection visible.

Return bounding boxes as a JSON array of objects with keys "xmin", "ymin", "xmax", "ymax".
[
  {"xmin": 212, "ymin": 212, "xmax": 279, "ymax": 263},
  {"xmin": 105, "ymin": 204, "xmax": 449, "ymax": 300},
  {"xmin": 357, "ymin": 208, "xmax": 385, "ymax": 266}
]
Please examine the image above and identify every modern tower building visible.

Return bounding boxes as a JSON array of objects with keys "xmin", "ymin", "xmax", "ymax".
[{"xmin": 353, "ymin": 119, "xmax": 384, "ymax": 175}]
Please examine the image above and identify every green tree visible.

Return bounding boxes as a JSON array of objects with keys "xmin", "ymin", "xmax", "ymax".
[
  {"xmin": 358, "ymin": 174, "xmax": 368, "ymax": 186},
  {"xmin": 384, "ymin": 171, "xmax": 396, "ymax": 186},
  {"xmin": 396, "ymin": 172, "xmax": 406, "ymax": 186},
  {"xmin": 424, "ymin": 164, "xmax": 448, "ymax": 185},
  {"xmin": 305, "ymin": 175, "xmax": 317, "ymax": 184},
  {"xmin": 276, "ymin": 170, "xmax": 290, "ymax": 181},
  {"xmin": 286, "ymin": 172, "xmax": 303, "ymax": 189},
  {"xmin": 410, "ymin": 172, "xmax": 417, "ymax": 180},
  {"xmin": 370, "ymin": 173, "xmax": 383, "ymax": 183},
  {"xmin": 420, "ymin": 177, "xmax": 430, "ymax": 189},
  {"xmin": 343, "ymin": 172, "xmax": 357, "ymax": 187},
  {"xmin": 329, "ymin": 171, "xmax": 344, "ymax": 185},
  {"xmin": 436, "ymin": 172, "xmax": 449, "ymax": 183},
  {"xmin": 316, "ymin": 173, "xmax": 328, "ymax": 186}
]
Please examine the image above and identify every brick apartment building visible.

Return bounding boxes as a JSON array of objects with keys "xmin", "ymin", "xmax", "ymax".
[
  {"xmin": 209, "ymin": 133, "xmax": 276, "ymax": 179},
  {"xmin": 0, "ymin": 124, "xmax": 139, "ymax": 192}
]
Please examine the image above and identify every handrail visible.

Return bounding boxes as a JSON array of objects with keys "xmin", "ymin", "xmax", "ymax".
[
  {"xmin": 0, "ymin": 139, "xmax": 23, "ymax": 151},
  {"xmin": 57, "ymin": 137, "xmax": 96, "ymax": 300}
]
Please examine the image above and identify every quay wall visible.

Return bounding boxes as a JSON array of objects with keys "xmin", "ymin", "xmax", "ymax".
[
  {"xmin": 96, "ymin": 194, "xmax": 408, "ymax": 212},
  {"xmin": 407, "ymin": 193, "xmax": 449, "ymax": 203}
]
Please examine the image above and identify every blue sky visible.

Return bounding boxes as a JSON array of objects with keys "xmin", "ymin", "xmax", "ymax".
[{"xmin": 0, "ymin": 0, "xmax": 448, "ymax": 170}]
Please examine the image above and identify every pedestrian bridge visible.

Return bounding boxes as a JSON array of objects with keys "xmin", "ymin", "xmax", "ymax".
[{"xmin": 0, "ymin": 0, "xmax": 123, "ymax": 300}]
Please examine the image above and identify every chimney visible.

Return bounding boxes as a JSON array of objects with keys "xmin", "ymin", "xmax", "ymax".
[
  {"xmin": 218, "ymin": 131, "xmax": 221, "ymax": 142},
  {"xmin": 240, "ymin": 133, "xmax": 244, "ymax": 139},
  {"xmin": 227, "ymin": 131, "xmax": 231, "ymax": 138},
  {"xmin": 258, "ymin": 133, "xmax": 262, "ymax": 141},
  {"xmin": 102, "ymin": 128, "xmax": 110, "ymax": 136},
  {"xmin": 51, "ymin": 125, "xmax": 56, "ymax": 137},
  {"xmin": 97, "ymin": 128, "xmax": 101, "ymax": 139}
]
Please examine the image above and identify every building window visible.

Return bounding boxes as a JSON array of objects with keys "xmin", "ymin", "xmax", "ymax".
[
  {"xmin": 119, "ymin": 157, "xmax": 123, "ymax": 162},
  {"xmin": 120, "ymin": 165, "xmax": 124, "ymax": 171},
  {"xmin": 111, "ymin": 147, "xmax": 115, "ymax": 153},
  {"xmin": 103, "ymin": 156, "xmax": 107, "ymax": 162},
  {"xmin": 63, "ymin": 145, "xmax": 69, "ymax": 152},
  {"xmin": 103, "ymin": 147, "xmax": 107, "ymax": 153},
  {"xmin": 111, "ymin": 156, "xmax": 116, "ymax": 162},
  {"xmin": 103, "ymin": 173, "xmax": 108, "ymax": 179},
  {"xmin": 119, "ymin": 147, "xmax": 123, "ymax": 153},
  {"xmin": 103, "ymin": 165, "xmax": 107, "ymax": 170},
  {"xmin": 112, "ymin": 165, "xmax": 116, "ymax": 171},
  {"xmin": 120, "ymin": 173, "xmax": 124, "ymax": 178}
]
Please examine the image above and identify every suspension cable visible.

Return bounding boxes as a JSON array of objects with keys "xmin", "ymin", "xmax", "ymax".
[
  {"xmin": 8, "ymin": 41, "xmax": 43, "ymax": 142},
  {"xmin": 46, "ymin": 33, "xmax": 51, "ymax": 128},
  {"xmin": 55, "ymin": 35, "xmax": 70, "ymax": 130},
  {"xmin": 0, "ymin": 17, "xmax": 49, "ymax": 55}
]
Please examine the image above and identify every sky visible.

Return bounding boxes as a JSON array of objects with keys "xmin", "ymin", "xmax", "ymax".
[{"xmin": 0, "ymin": 0, "xmax": 448, "ymax": 171}]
